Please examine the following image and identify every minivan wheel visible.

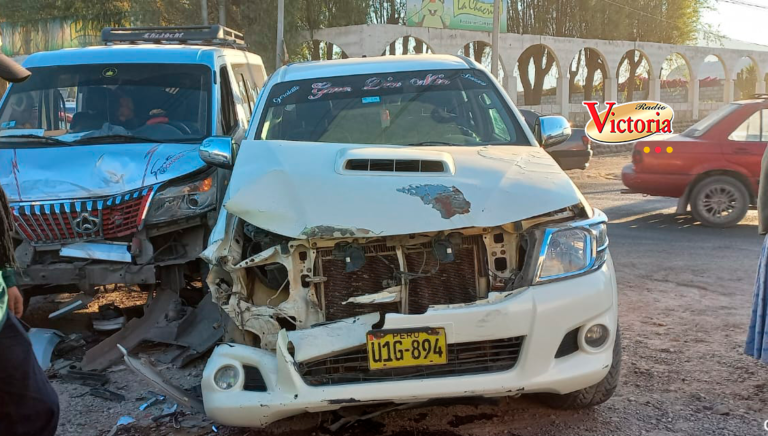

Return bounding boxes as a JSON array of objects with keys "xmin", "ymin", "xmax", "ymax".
[
  {"xmin": 538, "ymin": 327, "xmax": 622, "ymax": 410},
  {"xmin": 690, "ymin": 176, "xmax": 749, "ymax": 228}
]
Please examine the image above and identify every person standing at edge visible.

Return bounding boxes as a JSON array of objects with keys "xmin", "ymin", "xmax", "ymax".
[
  {"xmin": 0, "ymin": 52, "xmax": 60, "ymax": 436},
  {"xmin": 746, "ymin": 140, "xmax": 768, "ymax": 362}
]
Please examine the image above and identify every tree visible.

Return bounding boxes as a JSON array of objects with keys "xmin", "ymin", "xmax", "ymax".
[{"xmin": 736, "ymin": 63, "xmax": 757, "ymax": 101}]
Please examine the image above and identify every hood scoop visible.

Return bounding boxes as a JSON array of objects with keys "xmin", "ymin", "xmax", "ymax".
[{"xmin": 336, "ymin": 147, "xmax": 455, "ymax": 176}]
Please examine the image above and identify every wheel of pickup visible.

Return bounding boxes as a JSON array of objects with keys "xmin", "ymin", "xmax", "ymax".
[
  {"xmin": 690, "ymin": 175, "xmax": 749, "ymax": 228},
  {"xmin": 538, "ymin": 327, "xmax": 621, "ymax": 410}
]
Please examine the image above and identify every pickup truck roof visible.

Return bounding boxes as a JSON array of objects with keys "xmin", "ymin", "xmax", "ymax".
[{"xmin": 272, "ymin": 54, "xmax": 481, "ymax": 83}]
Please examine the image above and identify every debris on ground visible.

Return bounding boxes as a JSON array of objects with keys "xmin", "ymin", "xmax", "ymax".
[
  {"xmin": 91, "ymin": 303, "xmax": 127, "ymax": 332},
  {"xmin": 138, "ymin": 392, "xmax": 166, "ymax": 411},
  {"xmin": 105, "ymin": 416, "xmax": 134, "ymax": 436},
  {"xmin": 88, "ymin": 387, "xmax": 126, "ymax": 402},
  {"xmin": 58, "ymin": 368, "xmax": 109, "ymax": 387}
]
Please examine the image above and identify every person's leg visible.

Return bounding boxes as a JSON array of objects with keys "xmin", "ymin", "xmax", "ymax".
[{"xmin": 0, "ymin": 313, "xmax": 60, "ymax": 436}]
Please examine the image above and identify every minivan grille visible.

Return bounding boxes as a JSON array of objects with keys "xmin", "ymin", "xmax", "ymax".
[{"xmin": 12, "ymin": 187, "xmax": 153, "ymax": 245}]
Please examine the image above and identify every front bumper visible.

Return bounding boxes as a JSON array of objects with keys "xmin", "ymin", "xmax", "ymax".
[{"xmin": 202, "ymin": 255, "xmax": 619, "ymax": 427}]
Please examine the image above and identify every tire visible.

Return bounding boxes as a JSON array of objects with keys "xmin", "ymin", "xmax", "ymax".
[
  {"xmin": 690, "ymin": 176, "xmax": 749, "ymax": 228},
  {"xmin": 538, "ymin": 327, "xmax": 622, "ymax": 410}
]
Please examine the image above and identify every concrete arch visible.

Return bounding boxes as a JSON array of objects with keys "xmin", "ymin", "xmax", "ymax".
[
  {"xmin": 297, "ymin": 39, "xmax": 349, "ymax": 62},
  {"xmin": 515, "ymin": 43, "xmax": 561, "ymax": 107},
  {"xmin": 698, "ymin": 53, "xmax": 729, "ymax": 81},
  {"xmin": 567, "ymin": 47, "xmax": 608, "ymax": 102},
  {"xmin": 381, "ymin": 35, "xmax": 434, "ymax": 56},
  {"xmin": 616, "ymin": 49, "xmax": 651, "ymax": 103},
  {"xmin": 696, "ymin": 55, "xmax": 727, "ymax": 107}
]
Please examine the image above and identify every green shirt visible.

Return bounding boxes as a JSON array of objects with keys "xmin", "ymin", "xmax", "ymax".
[{"xmin": 0, "ymin": 268, "xmax": 14, "ymax": 330}]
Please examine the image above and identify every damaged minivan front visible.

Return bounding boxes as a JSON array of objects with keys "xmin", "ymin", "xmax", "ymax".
[{"xmin": 200, "ymin": 55, "xmax": 619, "ymax": 427}]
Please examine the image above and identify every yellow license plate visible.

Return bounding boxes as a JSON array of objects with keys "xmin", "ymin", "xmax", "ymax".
[{"xmin": 366, "ymin": 328, "xmax": 447, "ymax": 370}]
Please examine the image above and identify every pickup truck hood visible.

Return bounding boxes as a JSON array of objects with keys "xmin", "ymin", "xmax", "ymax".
[
  {"xmin": 224, "ymin": 140, "xmax": 584, "ymax": 239},
  {"xmin": 0, "ymin": 143, "xmax": 205, "ymax": 202}
]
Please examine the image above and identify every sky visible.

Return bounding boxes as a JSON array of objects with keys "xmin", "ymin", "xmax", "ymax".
[{"xmin": 702, "ymin": 1, "xmax": 767, "ymax": 47}]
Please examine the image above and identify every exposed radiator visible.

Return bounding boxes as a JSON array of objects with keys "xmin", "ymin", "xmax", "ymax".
[{"xmin": 316, "ymin": 235, "xmax": 485, "ymax": 321}]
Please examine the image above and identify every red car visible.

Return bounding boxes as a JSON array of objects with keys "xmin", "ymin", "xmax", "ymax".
[{"xmin": 622, "ymin": 97, "xmax": 768, "ymax": 227}]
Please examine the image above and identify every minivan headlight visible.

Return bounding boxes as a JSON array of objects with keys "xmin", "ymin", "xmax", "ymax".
[
  {"xmin": 144, "ymin": 173, "xmax": 217, "ymax": 224},
  {"xmin": 533, "ymin": 209, "xmax": 608, "ymax": 284}
]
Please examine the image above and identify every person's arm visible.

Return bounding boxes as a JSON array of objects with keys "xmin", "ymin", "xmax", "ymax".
[{"xmin": 759, "ymin": 146, "xmax": 768, "ymax": 235}]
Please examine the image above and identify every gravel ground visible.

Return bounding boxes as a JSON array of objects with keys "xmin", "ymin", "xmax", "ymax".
[{"xmin": 25, "ymin": 154, "xmax": 768, "ymax": 436}]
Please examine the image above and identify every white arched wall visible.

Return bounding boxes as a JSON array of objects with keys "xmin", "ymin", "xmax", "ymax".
[{"xmin": 307, "ymin": 25, "xmax": 768, "ymax": 120}]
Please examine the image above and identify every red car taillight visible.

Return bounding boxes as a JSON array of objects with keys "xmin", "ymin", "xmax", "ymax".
[
  {"xmin": 581, "ymin": 136, "xmax": 590, "ymax": 147},
  {"xmin": 632, "ymin": 147, "xmax": 643, "ymax": 165}
]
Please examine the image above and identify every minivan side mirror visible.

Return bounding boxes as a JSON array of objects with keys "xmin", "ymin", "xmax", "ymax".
[
  {"xmin": 199, "ymin": 137, "xmax": 237, "ymax": 169},
  {"xmin": 535, "ymin": 115, "xmax": 572, "ymax": 148}
]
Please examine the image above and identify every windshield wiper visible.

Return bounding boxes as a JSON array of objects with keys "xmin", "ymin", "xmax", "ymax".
[
  {"xmin": 74, "ymin": 134, "xmax": 173, "ymax": 144},
  {"xmin": 408, "ymin": 141, "xmax": 465, "ymax": 147},
  {"xmin": 0, "ymin": 134, "xmax": 74, "ymax": 146}
]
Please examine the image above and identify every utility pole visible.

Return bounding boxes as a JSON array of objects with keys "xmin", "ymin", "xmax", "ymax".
[
  {"xmin": 219, "ymin": 0, "xmax": 227, "ymax": 26},
  {"xmin": 201, "ymin": 0, "xmax": 209, "ymax": 25},
  {"xmin": 491, "ymin": 0, "xmax": 500, "ymax": 79},
  {"xmin": 277, "ymin": 0, "xmax": 285, "ymax": 68}
]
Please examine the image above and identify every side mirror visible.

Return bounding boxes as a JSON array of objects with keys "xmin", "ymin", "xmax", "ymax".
[
  {"xmin": 199, "ymin": 137, "xmax": 237, "ymax": 169},
  {"xmin": 535, "ymin": 115, "xmax": 572, "ymax": 148}
]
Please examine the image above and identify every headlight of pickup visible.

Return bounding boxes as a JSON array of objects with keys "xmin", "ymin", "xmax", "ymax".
[
  {"xmin": 144, "ymin": 173, "xmax": 217, "ymax": 224},
  {"xmin": 533, "ymin": 209, "xmax": 608, "ymax": 284}
]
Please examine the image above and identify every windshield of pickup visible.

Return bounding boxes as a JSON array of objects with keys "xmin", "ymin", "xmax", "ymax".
[
  {"xmin": 0, "ymin": 63, "xmax": 212, "ymax": 143},
  {"xmin": 257, "ymin": 69, "xmax": 529, "ymax": 146}
]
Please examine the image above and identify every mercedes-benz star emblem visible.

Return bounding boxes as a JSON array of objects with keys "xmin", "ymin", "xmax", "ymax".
[{"xmin": 73, "ymin": 213, "xmax": 101, "ymax": 234}]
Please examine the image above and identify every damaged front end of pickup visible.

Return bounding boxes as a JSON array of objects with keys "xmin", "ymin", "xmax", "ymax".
[{"xmin": 203, "ymin": 206, "xmax": 587, "ymax": 352}]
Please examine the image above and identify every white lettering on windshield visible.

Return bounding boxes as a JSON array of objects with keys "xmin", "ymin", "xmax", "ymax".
[
  {"xmin": 273, "ymin": 86, "xmax": 299, "ymax": 104},
  {"xmin": 308, "ymin": 82, "xmax": 352, "ymax": 100},
  {"xmin": 363, "ymin": 77, "xmax": 403, "ymax": 90},
  {"xmin": 410, "ymin": 74, "xmax": 451, "ymax": 86},
  {"xmin": 461, "ymin": 73, "xmax": 487, "ymax": 86}
]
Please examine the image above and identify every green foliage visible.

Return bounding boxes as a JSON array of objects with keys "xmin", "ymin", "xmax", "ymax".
[{"xmin": 736, "ymin": 63, "xmax": 757, "ymax": 100}]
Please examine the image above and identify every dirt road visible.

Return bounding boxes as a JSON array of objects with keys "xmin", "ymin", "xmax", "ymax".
[{"xmin": 45, "ymin": 155, "xmax": 768, "ymax": 436}]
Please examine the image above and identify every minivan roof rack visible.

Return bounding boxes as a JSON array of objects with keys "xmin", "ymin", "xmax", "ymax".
[{"xmin": 102, "ymin": 25, "xmax": 246, "ymax": 48}]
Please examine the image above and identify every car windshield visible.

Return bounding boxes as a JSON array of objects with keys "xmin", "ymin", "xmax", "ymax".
[
  {"xmin": 0, "ymin": 63, "xmax": 212, "ymax": 143},
  {"xmin": 680, "ymin": 103, "xmax": 741, "ymax": 138},
  {"xmin": 257, "ymin": 69, "xmax": 529, "ymax": 146}
]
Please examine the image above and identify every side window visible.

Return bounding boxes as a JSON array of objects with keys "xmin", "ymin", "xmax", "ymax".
[
  {"xmin": 232, "ymin": 63, "xmax": 261, "ymax": 118},
  {"xmin": 219, "ymin": 66, "xmax": 238, "ymax": 135},
  {"xmin": 729, "ymin": 110, "xmax": 762, "ymax": 142}
]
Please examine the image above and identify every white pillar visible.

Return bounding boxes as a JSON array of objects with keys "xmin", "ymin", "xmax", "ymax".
[
  {"xmin": 509, "ymin": 74, "xmax": 519, "ymax": 106},
  {"xmin": 605, "ymin": 78, "xmax": 618, "ymax": 103},
  {"xmin": 691, "ymin": 79, "xmax": 700, "ymax": 120},
  {"xmin": 757, "ymin": 79, "xmax": 766, "ymax": 94},
  {"xmin": 558, "ymin": 70, "xmax": 570, "ymax": 118},
  {"xmin": 649, "ymin": 78, "xmax": 661, "ymax": 101},
  {"xmin": 724, "ymin": 78, "xmax": 734, "ymax": 103}
]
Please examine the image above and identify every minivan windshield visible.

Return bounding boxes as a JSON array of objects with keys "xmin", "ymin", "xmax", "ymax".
[
  {"xmin": 0, "ymin": 63, "xmax": 212, "ymax": 143},
  {"xmin": 257, "ymin": 69, "xmax": 529, "ymax": 146}
]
